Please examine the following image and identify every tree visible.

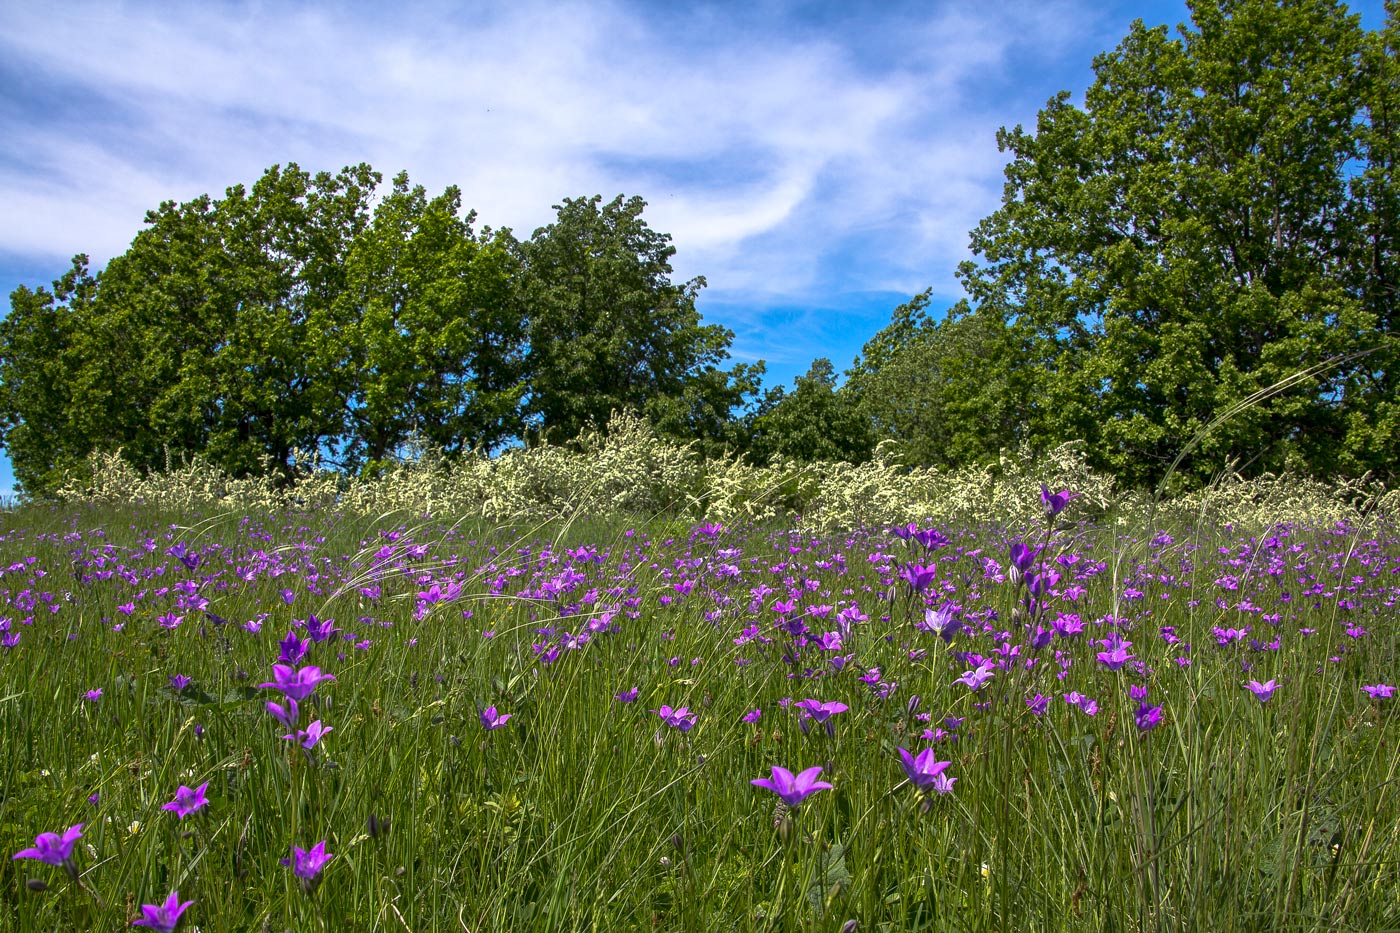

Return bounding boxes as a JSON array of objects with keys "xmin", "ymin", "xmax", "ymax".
[
  {"xmin": 845, "ymin": 292, "xmax": 1018, "ymax": 468},
  {"xmin": 81, "ymin": 163, "xmax": 379, "ymax": 481},
  {"xmin": 955, "ymin": 0, "xmax": 1397, "ymax": 487},
  {"xmin": 749, "ymin": 358, "xmax": 874, "ymax": 464},
  {"xmin": 0, "ymin": 169, "xmax": 767, "ymax": 496},
  {"xmin": 0, "ymin": 260, "xmax": 96, "ymax": 496},
  {"xmin": 516, "ymin": 195, "xmax": 757, "ymax": 447},
  {"xmin": 336, "ymin": 173, "xmax": 527, "ymax": 475}
]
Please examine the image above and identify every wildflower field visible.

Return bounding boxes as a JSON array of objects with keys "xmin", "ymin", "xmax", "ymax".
[{"xmin": 2, "ymin": 445, "xmax": 1400, "ymax": 931}]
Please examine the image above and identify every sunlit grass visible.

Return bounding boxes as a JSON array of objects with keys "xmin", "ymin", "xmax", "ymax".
[{"xmin": 0, "ymin": 488, "xmax": 1397, "ymax": 931}]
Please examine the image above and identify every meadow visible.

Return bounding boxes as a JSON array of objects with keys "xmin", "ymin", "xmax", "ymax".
[{"xmin": 2, "ymin": 429, "xmax": 1399, "ymax": 931}]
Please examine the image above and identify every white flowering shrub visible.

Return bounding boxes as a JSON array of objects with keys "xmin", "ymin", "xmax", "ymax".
[{"xmin": 46, "ymin": 413, "xmax": 1393, "ymax": 533}]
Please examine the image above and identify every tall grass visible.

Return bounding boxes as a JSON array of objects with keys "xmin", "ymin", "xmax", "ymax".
[{"xmin": 0, "ymin": 467, "xmax": 1398, "ymax": 930}]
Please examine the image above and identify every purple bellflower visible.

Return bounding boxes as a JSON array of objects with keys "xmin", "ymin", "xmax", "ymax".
[
  {"xmin": 1135, "ymin": 702, "xmax": 1163, "ymax": 732},
  {"xmin": 955, "ymin": 662, "xmax": 996, "ymax": 691},
  {"xmin": 652, "ymin": 705, "xmax": 697, "ymax": 733},
  {"xmin": 896, "ymin": 747, "xmax": 954, "ymax": 794},
  {"xmin": 1009, "ymin": 541, "xmax": 1039, "ymax": 574},
  {"xmin": 131, "ymin": 890, "xmax": 195, "ymax": 932},
  {"xmin": 304, "ymin": 614, "xmax": 339, "ymax": 644},
  {"xmin": 913, "ymin": 528, "xmax": 950, "ymax": 550},
  {"xmin": 920, "ymin": 605, "xmax": 961, "ymax": 641},
  {"xmin": 1362, "ymin": 684, "xmax": 1395, "ymax": 699},
  {"xmin": 12, "ymin": 824, "xmax": 83, "ymax": 878},
  {"xmin": 795, "ymin": 699, "xmax": 848, "ymax": 735},
  {"xmin": 890, "ymin": 522, "xmax": 918, "ymax": 541},
  {"xmin": 899, "ymin": 562, "xmax": 938, "ymax": 594},
  {"xmin": 480, "ymin": 706, "xmax": 512, "ymax": 730},
  {"xmin": 752, "ymin": 765, "xmax": 833, "ymax": 809},
  {"xmin": 266, "ymin": 697, "xmax": 300, "ymax": 729},
  {"xmin": 259, "ymin": 664, "xmax": 335, "ymax": 702},
  {"xmin": 161, "ymin": 782, "xmax": 209, "ymax": 819},
  {"xmin": 1096, "ymin": 634, "xmax": 1134, "ymax": 672},
  {"xmin": 1246, "ymin": 679, "xmax": 1280, "ymax": 702},
  {"xmin": 283, "ymin": 840, "xmax": 332, "ymax": 887},
  {"xmin": 167, "ymin": 543, "xmax": 200, "ymax": 571},
  {"xmin": 283, "ymin": 720, "xmax": 333, "ymax": 748},
  {"xmin": 1040, "ymin": 485, "xmax": 1079, "ymax": 517},
  {"xmin": 278, "ymin": 630, "xmax": 309, "ymax": 665}
]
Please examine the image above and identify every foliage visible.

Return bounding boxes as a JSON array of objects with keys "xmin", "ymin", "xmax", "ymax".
[
  {"xmin": 748, "ymin": 358, "xmax": 875, "ymax": 466},
  {"xmin": 851, "ymin": 0, "xmax": 1400, "ymax": 488},
  {"xmin": 336, "ymin": 173, "xmax": 527, "ymax": 475},
  {"xmin": 49, "ymin": 410, "xmax": 1398, "ymax": 538},
  {"xmin": 845, "ymin": 292, "xmax": 1014, "ymax": 469},
  {"xmin": 0, "ymin": 176, "xmax": 754, "ymax": 497},
  {"xmin": 515, "ymin": 194, "xmax": 760, "ymax": 451}
]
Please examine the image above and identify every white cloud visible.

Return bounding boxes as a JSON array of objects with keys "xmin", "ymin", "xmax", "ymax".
[
  {"xmin": 3, "ymin": 0, "xmax": 1394, "ymax": 402},
  {"xmin": 0, "ymin": 0, "xmax": 1208, "ymax": 374}
]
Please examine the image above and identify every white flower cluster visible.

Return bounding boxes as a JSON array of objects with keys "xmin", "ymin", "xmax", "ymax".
[{"xmin": 48, "ymin": 411, "xmax": 1394, "ymax": 533}]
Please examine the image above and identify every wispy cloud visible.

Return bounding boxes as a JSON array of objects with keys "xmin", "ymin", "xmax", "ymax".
[{"xmin": 3, "ymin": 0, "xmax": 1266, "ymax": 383}]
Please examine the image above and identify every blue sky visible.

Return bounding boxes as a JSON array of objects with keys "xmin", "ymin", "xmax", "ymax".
[{"xmin": 0, "ymin": 0, "xmax": 1390, "ymax": 496}]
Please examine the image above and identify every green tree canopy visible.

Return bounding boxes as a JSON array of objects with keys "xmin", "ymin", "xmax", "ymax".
[
  {"xmin": 0, "ymin": 172, "xmax": 757, "ymax": 496},
  {"xmin": 947, "ymin": 0, "xmax": 1400, "ymax": 487},
  {"xmin": 515, "ymin": 195, "xmax": 759, "ymax": 448},
  {"xmin": 748, "ymin": 358, "xmax": 874, "ymax": 464},
  {"xmin": 845, "ymin": 292, "xmax": 1018, "ymax": 469},
  {"xmin": 336, "ymin": 173, "xmax": 526, "ymax": 476}
]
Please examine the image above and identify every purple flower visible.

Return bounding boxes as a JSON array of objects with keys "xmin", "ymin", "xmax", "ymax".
[
  {"xmin": 926, "ymin": 771, "xmax": 957, "ymax": 795},
  {"xmin": 167, "ymin": 543, "xmax": 199, "ymax": 571},
  {"xmin": 304, "ymin": 614, "xmax": 339, "ymax": 644},
  {"xmin": 896, "ymin": 747, "xmax": 952, "ymax": 793},
  {"xmin": 742, "ymin": 708, "xmax": 762, "ymax": 723},
  {"xmin": 12, "ymin": 824, "xmax": 83, "ymax": 871},
  {"xmin": 751, "ymin": 765, "xmax": 833, "ymax": 809},
  {"xmin": 283, "ymin": 720, "xmax": 333, "ymax": 748},
  {"xmin": 83, "ymin": 689, "xmax": 103, "ymax": 702},
  {"xmin": 899, "ymin": 563, "xmax": 938, "ymax": 594},
  {"xmin": 955, "ymin": 662, "xmax": 995, "ymax": 691},
  {"xmin": 258, "ymin": 664, "xmax": 335, "ymax": 702},
  {"xmin": 161, "ymin": 782, "xmax": 209, "ymax": 819},
  {"xmin": 167, "ymin": 674, "xmax": 192, "ymax": 692},
  {"xmin": 1026, "ymin": 693, "xmax": 1049, "ymax": 716},
  {"xmin": 1040, "ymin": 485, "xmax": 1079, "ymax": 517},
  {"xmin": 1135, "ymin": 702, "xmax": 1163, "ymax": 732},
  {"xmin": 1096, "ymin": 634, "xmax": 1134, "ymax": 672},
  {"xmin": 920, "ymin": 605, "xmax": 961, "ymax": 641},
  {"xmin": 480, "ymin": 706, "xmax": 512, "ymax": 730},
  {"xmin": 614, "ymin": 687, "xmax": 639, "ymax": 703},
  {"xmin": 1008, "ymin": 541, "xmax": 1039, "ymax": 573},
  {"xmin": 285, "ymin": 840, "xmax": 332, "ymax": 881},
  {"xmin": 278, "ymin": 630, "xmax": 309, "ymax": 665},
  {"xmin": 1064, "ymin": 692, "xmax": 1098, "ymax": 716},
  {"xmin": 795, "ymin": 699, "xmax": 848, "ymax": 724},
  {"xmin": 266, "ymin": 698, "xmax": 299, "ymax": 729},
  {"xmin": 131, "ymin": 890, "xmax": 194, "ymax": 931},
  {"xmin": 1362, "ymin": 683, "xmax": 1395, "ymax": 699},
  {"xmin": 795, "ymin": 699, "xmax": 848, "ymax": 735},
  {"xmin": 1246, "ymin": 679, "xmax": 1279, "ymax": 702},
  {"xmin": 913, "ymin": 528, "xmax": 950, "ymax": 550},
  {"xmin": 652, "ymin": 705, "xmax": 697, "ymax": 733}
]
